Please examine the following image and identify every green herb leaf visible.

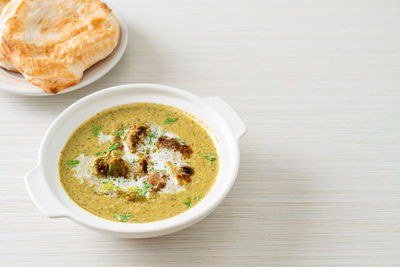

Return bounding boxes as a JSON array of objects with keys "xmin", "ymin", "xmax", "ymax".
[
  {"xmin": 66, "ymin": 160, "xmax": 80, "ymax": 168},
  {"xmin": 92, "ymin": 125, "xmax": 102, "ymax": 137},
  {"xmin": 159, "ymin": 131, "xmax": 166, "ymax": 137},
  {"xmin": 202, "ymin": 153, "xmax": 217, "ymax": 161},
  {"xmin": 107, "ymin": 163, "xmax": 112, "ymax": 176},
  {"xmin": 115, "ymin": 127, "xmax": 125, "ymax": 137},
  {"xmin": 164, "ymin": 118, "xmax": 179, "ymax": 124},
  {"xmin": 178, "ymin": 137, "xmax": 185, "ymax": 145},
  {"xmin": 114, "ymin": 213, "xmax": 131, "ymax": 222},
  {"xmin": 148, "ymin": 132, "xmax": 157, "ymax": 138},
  {"xmin": 102, "ymin": 181, "xmax": 114, "ymax": 193},
  {"xmin": 149, "ymin": 168, "xmax": 167, "ymax": 173},
  {"xmin": 183, "ymin": 197, "xmax": 191, "ymax": 207},
  {"xmin": 194, "ymin": 196, "xmax": 202, "ymax": 201},
  {"xmin": 148, "ymin": 131, "xmax": 157, "ymax": 145},
  {"xmin": 108, "ymin": 143, "xmax": 120, "ymax": 152},
  {"xmin": 135, "ymin": 181, "xmax": 152, "ymax": 197},
  {"xmin": 94, "ymin": 151, "xmax": 107, "ymax": 156}
]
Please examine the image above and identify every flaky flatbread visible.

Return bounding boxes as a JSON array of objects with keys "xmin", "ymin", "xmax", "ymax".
[
  {"xmin": 0, "ymin": 0, "xmax": 18, "ymax": 72},
  {"xmin": 0, "ymin": 0, "xmax": 120, "ymax": 93}
]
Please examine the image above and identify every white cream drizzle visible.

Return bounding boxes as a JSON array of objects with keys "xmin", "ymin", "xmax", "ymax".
[{"xmin": 72, "ymin": 124, "xmax": 188, "ymax": 198}]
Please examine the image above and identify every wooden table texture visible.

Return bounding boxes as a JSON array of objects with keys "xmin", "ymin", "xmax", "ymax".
[{"xmin": 0, "ymin": 0, "xmax": 400, "ymax": 266}]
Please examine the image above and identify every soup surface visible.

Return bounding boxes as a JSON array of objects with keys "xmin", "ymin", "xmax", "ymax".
[{"xmin": 59, "ymin": 103, "xmax": 218, "ymax": 223}]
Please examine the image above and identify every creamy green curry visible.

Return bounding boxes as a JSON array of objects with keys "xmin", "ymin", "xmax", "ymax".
[{"xmin": 59, "ymin": 103, "xmax": 218, "ymax": 223}]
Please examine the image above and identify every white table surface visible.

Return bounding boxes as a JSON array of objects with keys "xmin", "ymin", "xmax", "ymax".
[{"xmin": 1, "ymin": 0, "xmax": 400, "ymax": 266}]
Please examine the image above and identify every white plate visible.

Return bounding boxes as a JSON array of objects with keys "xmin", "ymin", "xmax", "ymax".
[{"xmin": 0, "ymin": 2, "xmax": 128, "ymax": 96}]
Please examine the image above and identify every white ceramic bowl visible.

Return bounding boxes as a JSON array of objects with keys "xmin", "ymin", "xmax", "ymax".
[
  {"xmin": 0, "ymin": 1, "xmax": 128, "ymax": 96},
  {"xmin": 25, "ymin": 84, "xmax": 246, "ymax": 238}
]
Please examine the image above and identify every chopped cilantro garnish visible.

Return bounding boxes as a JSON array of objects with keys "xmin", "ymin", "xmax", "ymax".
[
  {"xmin": 148, "ymin": 132, "xmax": 157, "ymax": 138},
  {"xmin": 159, "ymin": 131, "xmax": 166, "ymax": 137},
  {"xmin": 114, "ymin": 213, "xmax": 131, "ymax": 222},
  {"xmin": 183, "ymin": 197, "xmax": 191, "ymax": 207},
  {"xmin": 135, "ymin": 181, "xmax": 152, "ymax": 197},
  {"xmin": 202, "ymin": 154, "xmax": 217, "ymax": 161},
  {"xmin": 108, "ymin": 143, "xmax": 120, "ymax": 152},
  {"xmin": 66, "ymin": 160, "xmax": 80, "ymax": 168},
  {"xmin": 94, "ymin": 151, "xmax": 107, "ymax": 156},
  {"xmin": 149, "ymin": 168, "xmax": 167, "ymax": 173},
  {"xmin": 178, "ymin": 137, "xmax": 185, "ymax": 145},
  {"xmin": 92, "ymin": 125, "xmax": 102, "ymax": 137},
  {"xmin": 107, "ymin": 163, "xmax": 112, "ymax": 176},
  {"xmin": 148, "ymin": 131, "xmax": 157, "ymax": 144},
  {"xmin": 102, "ymin": 181, "xmax": 114, "ymax": 192},
  {"xmin": 194, "ymin": 196, "xmax": 202, "ymax": 201},
  {"xmin": 115, "ymin": 127, "xmax": 125, "ymax": 137},
  {"xmin": 164, "ymin": 118, "xmax": 179, "ymax": 124}
]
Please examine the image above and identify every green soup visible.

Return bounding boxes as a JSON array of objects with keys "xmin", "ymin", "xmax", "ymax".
[{"xmin": 59, "ymin": 103, "xmax": 218, "ymax": 223}]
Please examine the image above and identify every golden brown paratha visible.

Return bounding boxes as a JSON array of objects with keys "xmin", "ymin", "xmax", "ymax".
[
  {"xmin": 0, "ymin": 0, "xmax": 120, "ymax": 93},
  {"xmin": 0, "ymin": 0, "xmax": 17, "ymax": 72}
]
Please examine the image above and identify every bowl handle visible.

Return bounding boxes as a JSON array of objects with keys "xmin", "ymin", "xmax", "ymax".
[
  {"xmin": 202, "ymin": 97, "xmax": 247, "ymax": 140},
  {"xmin": 25, "ymin": 166, "xmax": 69, "ymax": 218}
]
